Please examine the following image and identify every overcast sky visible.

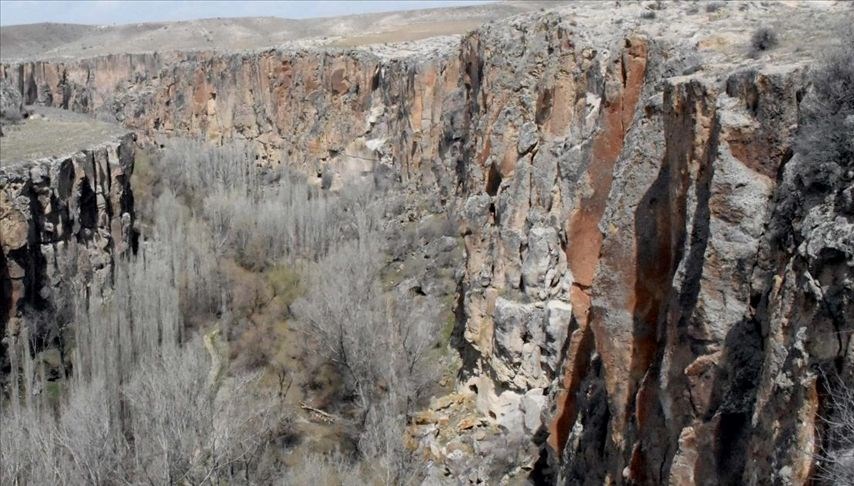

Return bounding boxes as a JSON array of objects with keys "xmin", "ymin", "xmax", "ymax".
[{"xmin": 0, "ymin": 1, "xmax": 493, "ymax": 26}]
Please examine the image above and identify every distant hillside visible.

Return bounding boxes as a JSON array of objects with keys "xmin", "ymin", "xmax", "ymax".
[{"xmin": 0, "ymin": 1, "xmax": 556, "ymax": 61}]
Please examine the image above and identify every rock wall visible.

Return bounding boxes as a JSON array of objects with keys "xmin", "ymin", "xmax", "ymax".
[
  {"xmin": 2, "ymin": 5, "xmax": 851, "ymax": 484},
  {"xmin": 1, "ymin": 134, "xmax": 135, "ymax": 380},
  {"xmin": 0, "ymin": 46, "xmax": 463, "ymax": 193}
]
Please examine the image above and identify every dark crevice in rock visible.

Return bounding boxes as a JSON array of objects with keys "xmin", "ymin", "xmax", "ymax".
[
  {"xmin": 560, "ymin": 353, "xmax": 610, "ymax": 485},
  {"xmin": 451, "ymin": 279, "xmax": 479, "ymax": 382},
  {"xmin": 709, "ymin": 316, "xmax": 763, "ymax": 482},
  {"xmin": 535, "ymin": 87, "xmax": 553, "ymax": 126},
  {"xmin": 485, "ymin": 161, "xmax": 502, "ymax": 196},
  {"xmin": 548, "ymin": 307, "xmax": 594, "ymax": 457},
  {"xmin": 24, "ymin": 183, "xmax": 48, "ymax": 313},
  {"xmin": 529, "ymin": 443, "xmax": 554, "ymax": 485},
  {"xmin": 0, "ymin": 249, "xmax": 10, "ymax": 377},
  {"xmin": 78, "ymin": 175, "xmax": 98, "ymax": 231}
]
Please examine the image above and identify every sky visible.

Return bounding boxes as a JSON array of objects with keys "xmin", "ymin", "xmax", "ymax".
[{"xmin": 0, "ymin": 1, "xmax": 494, "ymax": 26}]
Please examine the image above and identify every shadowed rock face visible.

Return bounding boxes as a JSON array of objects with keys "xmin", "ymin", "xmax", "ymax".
[
  {"xmin": 1, "ymin": 3, "xmax": 851, "ymax": 484},
  {"xmin": 0, "ymin": 133, "xmax": 135, "ymax": 382}
]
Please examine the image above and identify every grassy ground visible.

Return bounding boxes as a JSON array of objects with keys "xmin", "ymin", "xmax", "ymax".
[
  {"xmin": 329, "ymin": 20, "xmax": 482, "ymax": 47},
  {"xmin": 0, "ymin": 107, "xmax": 125, "ymax": 165}
]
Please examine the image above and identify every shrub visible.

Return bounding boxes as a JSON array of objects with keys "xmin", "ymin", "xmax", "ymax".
[
  {"xmin": 1, "ymin": 107, "xmax": 23, "ymax": 123},
  {"xmin": 358, "ymin": 396, "xmax": 425, "ymax": 484},
  {"xmin": 640, "ymin": 10, "xmax": 656, "ymax": 20},
  {"xmin": 280, "ymin": 452, "xmax": 360, "ymax": 486},
  {"xmin": 222, "ymin": 259, "xmax": 271, "ymax": 318},
  {"xmin": 706, "ymin": 2, "xmax": 724, "ymax": 13},
  {"xmin": 751, "ymin": 26, "xmax": 779, "ymax": 53},
  {"xmin": 267, "ymin": 264, "xmax": 303, "ymax": 308},
  {"xmin": 230, "ymin": 322, "xmax": 275, "ymax": 371},
  {"xmin": 818, "ymin": 374, "xmax": 854, "ymax": 484},
  {"xmin": 795, "ymin": 35, "xmax": 854, "ymax": 186},
  {"xmin": 321, "ymin": 170, "xmax": 334, "ymax": 190}
]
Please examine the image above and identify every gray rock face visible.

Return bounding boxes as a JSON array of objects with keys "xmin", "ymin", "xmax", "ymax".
[
  {"xmin": 0, "ymin": 78, "xmax": 25, "ymax": 136},
  {"xmin": 1, "ymin": 2, "xmax": 851, "ymax": 484},
  {"xmin": 0, "ymin": 78, "xmax": 23, "ymax": 118}
]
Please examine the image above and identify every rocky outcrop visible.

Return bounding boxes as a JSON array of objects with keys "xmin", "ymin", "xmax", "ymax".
[
  {"xmin": 0, "ymin": 78, "xmax": 26, "ymax": 136},
  {"xmin": 0, "ymin": 78, "xmax": 24, "ymax": 119},
  {"xmin": 2, "ymin": 2, "xmax": 851, "ymax": 484},
  {"xmin": 1, "ymin": 132, "xmax": 135, "ymax": 382}
]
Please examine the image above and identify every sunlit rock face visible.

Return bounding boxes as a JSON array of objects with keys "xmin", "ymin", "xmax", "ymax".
[{"xmin": 2, "ymin": 2, "xmax": 851, "ymax": 483}]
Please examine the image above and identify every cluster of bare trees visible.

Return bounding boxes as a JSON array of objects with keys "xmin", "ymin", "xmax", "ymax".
[
  {"xmin": 2, "ymin": 138, "xmax": 445, "ymax": 484},
  {"xmin": 1, "ymin": 337, "xmax": 286, "ymax": 485},
  {"xmin": 1, "ymin": 140, "xmax": 292, "ymax": 484},
  {"xmin": 1, "ymin": 244, "xmax": 287, "ymax": 485},
  {"xmin": 294, "ymin": 235, "xmax": 440, "ymax": 415},
  {"xmin": 292, "ymin": 203, "xmax": 441, "ymax": 484},
  {"xmin": 202, "ymin": 182, "xmax": 339, "ymax": 268},
  {"xmin": 156, "ymin": 139, "xmax": 262, "ymax": 201},
  {"xmin": 155, "ymin": 138, "xmax": 382, "ymax": 270},
  {"xmin": 818, "ymin": 374, "xmax": 854, "ymax": 485}
]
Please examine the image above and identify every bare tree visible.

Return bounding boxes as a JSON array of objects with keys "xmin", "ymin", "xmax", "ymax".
[
  {"xmin": 818, "ymin": 373, "xmax": 854, "ymax": 485},
  {"xmin": 292, "ymin": 236, "xmax": 385, "ymax": 404},
  {"xmin": 54, "ymin": 378, "xmax": 126, "ymax": 485},
  {"xmin": 157, "ymin": 138, "xmax": 260, "ymax": 203},
  {"xmin": 124, "ymin": 336, "xmax": 288, "ymax": 484},
  {"xmin": 279, "ymin": 451, "xmax": 361, "ymax": 486},
  {"xmin": 1, "ymin": 335, "xmax": 289, "ymax": 485},
  {"xmin": 292, "ymin": 217, "xmax": 440, "ymax": 484},
  {"xmin": 358, "ymin": 394, "xmax": 426, "ymax": 486},
  {"xmin": 1, "ymin": 376, "xmax": 125, "ymax": 486}
]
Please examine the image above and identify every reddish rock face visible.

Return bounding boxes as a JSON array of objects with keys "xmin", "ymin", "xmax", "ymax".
[{"xmin": 2, "ymin": 6, "xmax": 851, "ymax": 484}]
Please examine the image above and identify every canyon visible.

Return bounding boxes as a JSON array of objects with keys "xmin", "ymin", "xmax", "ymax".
[{"xmin": 1, "ymin": 1, "xmax": 852, "ymax": 484}]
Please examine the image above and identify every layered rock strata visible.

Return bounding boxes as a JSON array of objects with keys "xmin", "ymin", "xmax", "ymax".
[{"xmin": 2, "ymin": 2, "xmax": 851, "ymax": 483}]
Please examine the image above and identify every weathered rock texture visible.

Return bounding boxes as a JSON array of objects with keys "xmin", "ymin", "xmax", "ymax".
[
  {"xmin": 0, "ymin": 78, "xmax": 23, "ymax": 119},
  {"xmin": 2, "ymin": 2, "xmax": 851, "ymax": 484},
  {"xmin": 0, "ymin": 78, "xmax": 26, "ymax": 137},
  {"xmin": 0, "ymin": 133, "xmax": 135, "ymax": 380},
  {"xmin": 0, "ymin": 46, "xmax": 464, "ymax": 192}
]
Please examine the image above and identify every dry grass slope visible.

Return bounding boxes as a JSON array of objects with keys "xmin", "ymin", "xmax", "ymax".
[
  {"xmin": 0, "ymin": 107, "xmax": 126, "ymax": 165},
  {"xmin": 0, "ymin": 1, "xmax": 561, "ymax": 61}
]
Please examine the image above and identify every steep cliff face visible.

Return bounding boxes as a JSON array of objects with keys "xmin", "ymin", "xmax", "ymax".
[
  {"xmin": 2, "ymin": 2, "xmax": 851, "ymax": 484},
  {"xmin": 447, "ymin": 15, "xmax": 850, "ymax": 484},
  {"xmin": 0, "ymin": 45, "xmax": 464, "ymax": 193},
  {"xmin": 1, "ymin": 131, "xmax": 135, "ymax": 381}
]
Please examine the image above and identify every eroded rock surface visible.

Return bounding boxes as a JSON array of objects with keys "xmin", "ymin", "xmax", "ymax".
[
  {"xmin": 1, "ymin": 128, "xmax": 135, "ymax": 383},
  {"xmin": 1, "ymin": 1, "xmax": 851, "ymax": 484}
]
